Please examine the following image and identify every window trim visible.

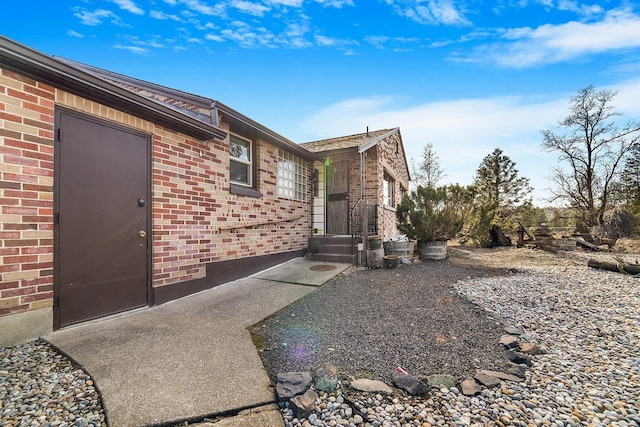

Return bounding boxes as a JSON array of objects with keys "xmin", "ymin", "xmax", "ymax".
[
  {"xmin": 229, "ymin": 133, "xmax": 253, "ymax": 187},
  {"xmin": 228, "ymin": 133, "xmax": 262, "ymax": 198},
  {"xmin": 383, "ymin": 172, "xmax": 395, "ymax": 207},
  {"xmin": 277, "ymin": 149, "xmax": 307, "ymax": 201}
]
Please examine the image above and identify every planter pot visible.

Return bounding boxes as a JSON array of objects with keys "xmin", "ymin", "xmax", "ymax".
[
  {"xmin": 383, "ymin": 240, "xmax": 415, "ymax": 259},
  {"xmin": 418, "ymin": 240, "xmax": 447, "ymax": 260},
  {"xmin": 367, "ymin": 248, "xmax": 385, "ymax": 269},
  {"xmin": 383, "ymin": 255, "xmax": 399, "ymax": 268},
  {"xmin": 368, "ymin": 238, "xmax": 382, "ymax": 250}
]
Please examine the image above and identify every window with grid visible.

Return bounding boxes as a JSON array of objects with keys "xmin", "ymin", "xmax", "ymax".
[
  {"xmin": 383, "ymin": 173, "xmax": 395, "ymax": 207},
  {"xmin": 230, "ymin": 134, "xmax": 252, "ymax": 186},
  {"xmin": 278, "ymin": 149, "xmax": 307, "ymax": 201}
]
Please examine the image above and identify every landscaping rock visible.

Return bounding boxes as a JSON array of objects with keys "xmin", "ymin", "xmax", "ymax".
[
  {"xmin": 477, "ymin": 369, "xmax": 524, "ymax": 382},
  {"xmin": 426, "ymin": 374, "xmax": 457, "ymax": 389},
  {"xmin": 392, "ymin": 369, "xmax": 427, "ymax": 395},
  {"xmin": 505, "ymin": 363, "xmax": 527, "ymax": 378},
  {"xmin": 460, "ymin": 378, "xmax": 481, "ymax": 396},
  {"xmin": 289, "ymin": 389, "xmax": 317, "ymax": 419},
  {"xmin": 312, "ymin": 363, "xmax": 338, "ymax": 393},
  {"xmin": 519, "ymin": 342, "xmax": 546, "ymax": 355},
  {"xmin": 474, "ymin": 372, "xmax": 501, "ymax": 388},
  {"xmin": 499, "ymin": 334, "xmax": 519, "ymax": 349},
  {"xmin": 350, "ymin": 378, "xmax": 392, "ymax": 393},
  {"xmin": 507, "ymin": 350, "xmax": 532, "ymax": 367},
  {"xmin": 276, "ymin": 372, "xmax": 312, "ymax": 400},
  {"xmin": 503, "ymin": 324, "xmax": 524, "ymax": 335}
]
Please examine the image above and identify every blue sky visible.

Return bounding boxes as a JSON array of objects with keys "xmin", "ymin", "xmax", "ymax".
[{"xmin": 3, "ymin": 0, "xmax": 640, "ymax": 204}]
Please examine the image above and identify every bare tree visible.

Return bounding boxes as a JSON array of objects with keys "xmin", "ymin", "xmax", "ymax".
[
  {"xmin": 413, "ymin": 143, "xmax": 445, "ymax": 188},
  {"xmin": 541, "ymin": 86, "xmax": 640, "ymax": 227}
]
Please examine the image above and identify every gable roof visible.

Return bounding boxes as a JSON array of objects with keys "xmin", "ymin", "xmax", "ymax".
[
  {"xmin": 0, "ymin": 36, "xmax": 227, "ymax": 142},
  {"xmin": 302, "ymin": 127, "xmax": 411, "ymax": 180},
  {"xmin": 301, "ymin": 128, "xmax": 394, "ymax": 152}
]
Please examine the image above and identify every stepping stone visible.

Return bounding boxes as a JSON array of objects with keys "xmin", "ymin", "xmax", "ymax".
[
  {"xmin": 519, "ymin": 342, "xmax": 546, "ymax": 355},
  {"xmin": 474, "ymin": 372, "xmax": 501, "ymax": 388},
  {"xmin": 499, "ymin": 334, "xmax": 519, "ymax": 349},
  {"xmin": 392, "ymin": 370, "xmax": 427, "ymax": 396},
  {"xmin": 508, "ymin": 350, "xmax": 532, "ymax": 367},
  {"xmin": 350, "ymin": 379, "xmax": 392, "ymax": 393},
  {"xmin": 460, "ymin": 378, "xmax": 481, "ymax": 396},
  {"xmin": 477, "ymin": 369, "xmax": 524, "ymax": 382},
  {"xmin": 504, "ymin": 324, "xmax": 524, "ymax": 335}
]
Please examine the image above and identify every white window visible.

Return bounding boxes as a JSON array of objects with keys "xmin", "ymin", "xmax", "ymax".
[
  {"xmin": 230, "ymin": 135, "xmax": 252, "ymax": 186},
  {"xmin": 278, "ymin": 149, "xmax": 307, "ymax": 201},
  {"xmin": 383, "ymin": 173, "xmax": 395, "ymax": 207}
]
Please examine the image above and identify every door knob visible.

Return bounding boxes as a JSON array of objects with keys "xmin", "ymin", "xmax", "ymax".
[{"xmin": 138, "ymin": 230, "xmax": 147, "ymax": 238}]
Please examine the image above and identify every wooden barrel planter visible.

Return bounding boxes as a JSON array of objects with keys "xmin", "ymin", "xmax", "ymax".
[
  {"xmin": 418, "ymin": 240, "xmax": 447, "ymax": 260},
  {"xmin": 383, "ymin": 255, "xmax": 399, "ymax": 269},
  {"xmin": 383, "ymin": 240, "xmax": 415, "ymax": 259}
]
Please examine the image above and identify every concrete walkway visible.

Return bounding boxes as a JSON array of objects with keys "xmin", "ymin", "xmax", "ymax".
[{"xmin": 45, "ymin": 258, "xmax": 350, "ymax": 427}]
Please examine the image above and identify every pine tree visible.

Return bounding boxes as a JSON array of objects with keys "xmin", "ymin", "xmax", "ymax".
[{"xmin": 473, "ymin": 148, "xmax": 532, "ymax": 212}]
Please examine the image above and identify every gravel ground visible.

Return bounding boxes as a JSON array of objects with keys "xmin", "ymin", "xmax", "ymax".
[
  {"xmin": 2, "ymin": 244, "xmax": 639, "ymax": 427},
  {"xmin": 0, "ymin": 340, "xmax": 105, "ymax": 427},
  {"xmin": 272, "ymin": 246, "xmax": 640, "ymax": 427},
  {"xmin": 250, "ymin": 258, "xmax": 516, "ymax": 383}
]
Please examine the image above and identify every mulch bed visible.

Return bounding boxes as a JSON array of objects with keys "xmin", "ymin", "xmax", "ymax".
[{"xmin": 250, "ymin": 253, "xmax": 519, "ymax": 384}]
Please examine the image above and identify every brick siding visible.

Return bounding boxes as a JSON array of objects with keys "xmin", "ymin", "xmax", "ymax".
[
  {"xmin": 0, "ymin": 68, "xmax": 55, "ymax": 317},
  {"xmin": 0, "ymin": 67, "xmax": 311, "ymax": 320},
  {"xmin": 377, "ymin": 131, "xmax": 410, "ymax": 240}
]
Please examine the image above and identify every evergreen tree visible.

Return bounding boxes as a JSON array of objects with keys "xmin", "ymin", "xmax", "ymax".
[
  {"xmin": 412, "ymin": 143, "xmax": 444, "ymax": 189},
  {"xmin": 472, "ymin": 148, "xmax": 532, "ymax": 212},
  {"xmin": 467, "ymin": 148, "xmax": 533, "ymax": 246}
]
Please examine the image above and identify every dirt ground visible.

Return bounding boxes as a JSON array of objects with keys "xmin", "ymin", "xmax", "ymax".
[{"xmin": 446, "ymin": 237, "xmax": 640, "ymax": 269}]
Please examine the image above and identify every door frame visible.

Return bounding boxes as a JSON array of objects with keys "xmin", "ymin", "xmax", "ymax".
[
  {"xmin": 52, "ymin": 107, "xmax": 153, "ymax": 330},
  {"xmin": 325, "ymin": 160, "xmax": 350, "ymax": 235}
]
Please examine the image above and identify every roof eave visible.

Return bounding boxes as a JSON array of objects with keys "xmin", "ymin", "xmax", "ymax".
[
  {"xmin": 214, "ymin": 101, "xmax": 312, "ymax": 160},
  {"xmin": 0, "ymin": 36, "xmax": 227, "ymax": 142}
]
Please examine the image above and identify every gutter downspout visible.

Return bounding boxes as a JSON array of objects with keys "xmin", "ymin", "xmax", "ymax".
[{"xmin": 361, "ymin": 150, "xmax": 367, "ymax": 266}]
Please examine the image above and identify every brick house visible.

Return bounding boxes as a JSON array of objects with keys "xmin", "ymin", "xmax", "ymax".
[
  {"xmin": 0, "ymin": 36, "xmax": 409, "ymax": 346},
  {"xmin": 302, "ymin": 129, "xmax": 411, "ymax": 263}
]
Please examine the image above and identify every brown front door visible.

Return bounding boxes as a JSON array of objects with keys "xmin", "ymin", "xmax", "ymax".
[
  {"xmin": 54, "ymin": 109, "xmax": 150, "ymax": 328},
  {"xmin": 326, "ymin": 160, "xmax": 350, "ymax": 234}
]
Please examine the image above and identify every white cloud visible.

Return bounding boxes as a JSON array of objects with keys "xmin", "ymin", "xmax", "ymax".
[
  {"xmin": 73, "ymin": 8, "xmax": 128, "ymax": 26},
  {"xmin": 462, "ymin": 8, "xmax": 640, "ymax": 67},
  {"xmin": 557, "ymin": 0, "xmax": 604, "ymax": 16},
  {"xmin": 231, "ymin": 0, "xmax": 270, "ymax": 17},
  {"xmin": 299, "ymin": 93, "xmax": 572, "ymax": 201},
  {"xmin": 178, "ymin": 0, "xmax": 226, "ymax": 16},
  {"xmin": 66, "ymin": 30, "xmax": 84, "ymax": 38},
  {"xmin": 113, "ymin": 44, "xmax": 150, "ymax": 54},
  {"xmin": 221, "ymin": 21, "xmax": 277, "ymax": 47},
  {"xmin": 299, "ymin": 77, "xmax": 640, "ymax": 202},
  {"xmin": 365, "ymin": 35, "xmax": 420, "ymax": 50},
  {"xmin": 205, "ymin": 33, "xmax": 225, "ymax": 42},
  {"xmin": 314, "ymin": 0, "xmax": 355, "ymax": 7},
  {"xmin": 111, "ymin": 0, "xmax": 144, "ymax": 15},
  {"xmin": 265, "ymin": 0, "xmax": 304, "ymax": 7},
  {"xmin": 386, "ymin": 0, "xmax": 471, "ymax": 26},
  {"xmin": 150, "ymin": 10, "xmax": 182, "ymax": 21}
]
